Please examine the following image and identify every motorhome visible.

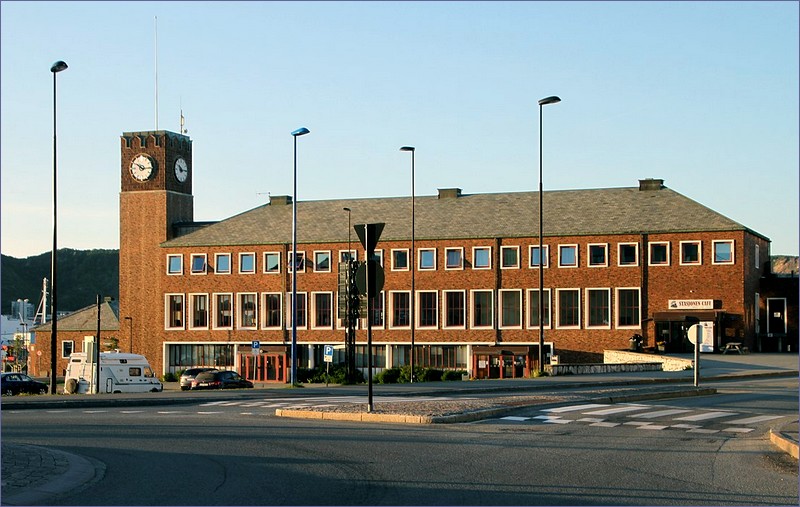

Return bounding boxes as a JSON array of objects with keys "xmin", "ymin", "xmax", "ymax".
[{"xmin": 64, "ymin": 351, "xmax": 163, "ymax": 394}]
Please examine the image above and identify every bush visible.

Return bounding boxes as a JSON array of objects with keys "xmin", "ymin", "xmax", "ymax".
[
  {"xmin": 301, "ymin": 365, "xmax": 364, "ymax": 385},
  {"xmin": 398, "ymin": 365, "xmax": 424, "ymax": 383},
  {"xmin": 161, "ymin": 372, "xmax": 179, "ymax": 382},
  {"xmin": 441, "ymin": 370, "xmax": 467, "ymax": 381},
  {"xmin": 376, "ymin": 367, "xmax": 402, "ymax": 384},
  {"xmin": 421, "ymin": 368, "xmax": 444, "ymax": 382}
]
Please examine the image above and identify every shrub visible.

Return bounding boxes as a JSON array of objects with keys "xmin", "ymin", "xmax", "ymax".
[
  {"xmin": 376, "ymin": 367, "xmax": 402, "ymax": 384},
  {"xmin": 301, "ymin": 365, "xmax": 364, "ymax": 385},
  {"xmin": 398, "ymin": 365, "xmax": 424, "ymax": 383},
  {"xmin": 441, "ymin": 370, "xmax": 466, "ymax": 381},
  {"xmin": 421, "ymin": 368, "xmax": 444, "ymax": 382},
  {"xmin": 161, "ymin": 372, "xmax": 178, "ymax": 382}
]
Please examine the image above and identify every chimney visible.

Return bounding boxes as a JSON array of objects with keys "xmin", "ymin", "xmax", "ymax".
[
  {"xmin": 638, "ymin": 178, "xmax": 664, "ymax": 191},
  {"xmin": 269, "ymin": 195, "xmax": 292, "ymax": 205},
  {"xmin": 437, "ymin": 188, "xmax": 462, "ymax": 199}
]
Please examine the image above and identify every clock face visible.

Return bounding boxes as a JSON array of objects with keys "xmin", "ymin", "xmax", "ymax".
[
  {"xmin": 129, "ymin": 154, "xmax": 155, "ymax": 181},
  {"xmin": 174, "ymin": 157, "xmax": 189, "ymax": 183}
]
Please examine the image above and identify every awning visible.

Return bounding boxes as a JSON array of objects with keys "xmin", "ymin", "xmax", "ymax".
[{"xmin": 652, "ymin": 311, "xmax": 722, "ymax": 322}]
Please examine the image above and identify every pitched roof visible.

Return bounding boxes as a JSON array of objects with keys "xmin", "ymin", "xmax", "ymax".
[
  {"xmin": 162, "ymin": 183, "xmax": 768, "ymax": 248},
  {"xmin": 32, "ymin": 300, "xmax": 119, "ymax": 332}
]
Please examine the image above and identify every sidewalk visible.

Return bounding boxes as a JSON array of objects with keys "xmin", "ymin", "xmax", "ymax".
[{"xmin": 1, "ymin": 353, "xmax": 797, "ymax": 505}]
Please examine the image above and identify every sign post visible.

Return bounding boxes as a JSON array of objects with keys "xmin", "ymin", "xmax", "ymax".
[
  {"xmin": 324, "ymin": 345, "xmax": 334, "ymax": 386},
  {"xmin": 685, "ymin": 317, "xmax": 701, "ymax": 387},
  {"xmin": 354, "ymin": 223, "xmax": 385, "ymax": 413}
]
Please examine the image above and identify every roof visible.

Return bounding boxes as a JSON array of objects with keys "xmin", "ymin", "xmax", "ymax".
[
  {"xmin": 32, "ymin": 300, "xmax": 119, "ymax": 332},
  {"xmin": 162, "ymin": 183, "xmax": 768, "ymax": 248}
]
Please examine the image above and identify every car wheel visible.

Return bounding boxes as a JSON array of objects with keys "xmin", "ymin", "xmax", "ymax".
[
  {"xmin": 38, "ymin": 387, "xmax": 47, "ymax": 394},
  {"xmin": 3, "ymin": 389, "xmax": 14, "ymax": 396}
]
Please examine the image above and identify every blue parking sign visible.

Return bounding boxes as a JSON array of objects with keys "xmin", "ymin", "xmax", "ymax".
[{"xmin": 252, "ymin": 340, "xmax": 260, "ymax": 349}]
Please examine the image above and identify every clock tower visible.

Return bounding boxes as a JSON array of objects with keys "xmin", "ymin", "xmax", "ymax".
[{"xmin": 119, "ymin": 130, "xmax": 193, "ymax": 371}]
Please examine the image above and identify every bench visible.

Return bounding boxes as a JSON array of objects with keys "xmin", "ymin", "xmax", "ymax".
[{"xmin": 722, "ymin": 342, "xmax": 749, "ymax": 354}]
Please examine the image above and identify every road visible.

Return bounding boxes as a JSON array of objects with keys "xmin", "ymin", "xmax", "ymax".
[{"xmin": 2, "ymin": 376, "xmax": 796, "ymax": 505}]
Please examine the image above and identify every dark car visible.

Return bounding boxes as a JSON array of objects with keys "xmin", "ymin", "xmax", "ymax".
[
  {"xmin": 190, "ymin": 370, "xmax": 254, "ymax": 390},
  {"xmin": 1, "ymin": 372, "xmax": 48, "ymax": 396},
  {"xmin": 179, "ymin": 367, "xmax": 218, "ymax": 391}
]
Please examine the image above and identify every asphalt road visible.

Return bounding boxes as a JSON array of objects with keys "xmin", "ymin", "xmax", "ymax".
[{"xmin": 2, "ymin": 376, "xmax": 797, "ymax": 506}]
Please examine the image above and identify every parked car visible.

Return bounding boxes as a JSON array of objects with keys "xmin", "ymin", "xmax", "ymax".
[
  {"xmin": 190, "ymin": 370, "xmax": 253, "ymax": 390},
  {"xmin": 179, "ymin": 367, "xmax": 218, "ymax": 391},
  {"xmin": 1, "ymin": 372, "xmax": 48, "ymax": 396}
]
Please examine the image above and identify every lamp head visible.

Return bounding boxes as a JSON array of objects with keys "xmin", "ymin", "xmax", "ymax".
[
  {"xmin": 342, "ymin": 207, "xmax": 351, "ymax": 212},
  {"xmin": 538, "ymin": 96, "xmax": 561, "ymax": 106},
  {"xmin": 291, "ymin": 127, "xmax": 310, "ymax": 137},
  {"xmin": 399, "ymin": 146, "xmax": 415, "ymax": 152},
  {"xmin": 50, "ymin": 61, "xmax": 68, "ymax": 73}
]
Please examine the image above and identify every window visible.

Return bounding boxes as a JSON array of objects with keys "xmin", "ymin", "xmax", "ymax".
[
  {"xmin": 214, "ymin": 293, "xmax": 233, "ymax": 329},
  {"xmin": 340, "ymin": 250, "xmax": 356, "ymax": 263},
  {"xmin": 391, "ymin": 249, "xmax": 409, "ymax": 271},
  {"xmin": 289, "ymin": 251, "xmax": 305, "ymax": 272},
  {"xmin": 262, "ymin": 293, "xmax": 282, "ymax": 329},
  {"xmin": 215, "ymin": 253, "xmax": 231, "ymax": 274},
  {"xmin": 588, "ymin": 244, "xmax": 607, "ymax": 267},
  {"xmin": 680, "ymin": 241, "xmax": 701, "ymax": 265},
  {"xmin": 418, "ymin": 291, "xmax": 438, "ymax": 328},
  {"xmin": 558, "ymin": 245, "xmax": 578, "ymax": 268},
  {"xmin": 618, "ymin": 243, "xmax": 639, "ymax": 266},
  {"xmin": 617, "ymin": 288, "xmax": 641, "ymax": 327},
  {"xmin": 529, "ymin": 245, "xmax": 549, "ymax": 268},
  {"xmin": 239, "ymin": 252, "xmax": 256, "ymax": 273},
  {"xmin": 61, "ymin": 340, "xmax": 74, "ymax": 359},
  {"xmin": 190, "ymin": 254, "xmax": 207, "ymax": 274},
  {"xmin": 314, "ymin": 251, "xmax": 331, "ymax": 272},
  {"xmin": 288, "ymin": 292, "xmax": 307, "ymax": 328},
  {"xmin": 526, "ymin": 289, "xmax": 551, "ymax": 328},
  {"xmin": 190, "ymin": 294, "xmax": 209, "ymax": 329},
  {"xmin": 556, "ymin": 289, "xmax": 580, "ymax": 328},
  {"xmin": 501, "ymin": 246, "xmax": 519, "ymax": 269},
  {"xmin": 238, "ymin": 293, "xmax": 257, "ymax": 329},
  {"xmin": 167, "ymin": 255, "xmax": 182, "ymax": 275},
  {"xmin": 586, "ymin": 289, "xmax": 610, "ymax": 328},
  {"xmin": 473, "ymin": 247, "xmax": 491, "ymax": 269},
  {"xmin": 264, "ymin": 252, "xmax": 281, "ymax": 273},
  {"xmin": 649, "ymin": 242, "xmax": 670, "ymax": 266},
  {"xmin": 391, "ymin": 291, "xmax": 410, "ymax": 328},
  {"xmin": 312, "ymin": 292, "xmax": 333, "ymax": 328},
  {"xmin": 167, "ymin": 344, "xmax": 234, "ymax": 370},
  {"xmin": 713, "ymin": 240, "xmax": 734, "ymax": 264},
  {"xmin": 371, "ymin": 250, "xmax": 384, "ymax": 266},
  {"xmin": 471, "ymin": 290, "xmax": 494, "ymax": 328},
  {"xmin": 443, "ymin": 291, "xmax": 465, "ymax": 328},
  {"xmin": 419, "ymin": 248, "xmax": 436, "ymax": 270},
  {"xmin": 755, "ymin": 244, "xmax": 760, "ymax": 269},
  {"xmin": 499, "ymin": 289, "xmax": 522, "ymax": 328},
  {"xmin": 369, "ymin": 292, "xmax": 384, "ymax": 327},
  {"xmin": 445, "ymin": 248, "xmax": 464, "ymax": 270},
  {"xmin": 166, "ymin": 294, "xmax": 185, "ymax": 329}
]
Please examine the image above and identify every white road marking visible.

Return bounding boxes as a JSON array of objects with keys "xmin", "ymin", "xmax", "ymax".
[
  {"xmin": 628, "ymin": 409, "xmax": 692, "ymax": 419},
  {"xmin": 119, "ymin": 410, "xmax": 144, "ymax": 414},
  {"xmin": 724, "ymin": 415, "xmax": 784, "ymax": 425},
  {"xmin": 576, "ymin": 418, "xmax": 606, "ymax": 423},
  {"xmin": 687, "ymin": 428, "xmax": 720, "ymax": 434},
  {"xmin": 722, "ymin": 427, "xmax": 754, "ymax": 433},
  {"xmin": 583, "ymin": 405, "xmax": 649, "ymax": 416},
  {"xmin": 501, "ymin": 416, "xmax": 531, "ymax": 421},
  {"xmin": 197, "ymin": 411, "xmax": 223, "ymax": 415},
  {"xmin": 590, "ymin": 422, "xmax": 620, "ymax": 427},
  {"xmin": 543, "ymin": 404, "xmax": 610, "ymax": 413},
  {"xmin": 674, "ymin": 411, "xmax": 737, "ymax": 422},
  {"xmin": 637, "ymin": 425, "xmax": 668, "ymax": 430}
]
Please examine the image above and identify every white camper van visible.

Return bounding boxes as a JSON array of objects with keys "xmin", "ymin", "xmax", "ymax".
[{"xmin": 64, "ymin": 351, "xmax": 163, "ymax": 394}]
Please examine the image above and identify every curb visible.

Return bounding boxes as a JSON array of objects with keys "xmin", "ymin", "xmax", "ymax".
[
  {"xmin": 274, "ymin": 387, "xmax": 718, "ymax": 424},
  {"xmin": 769, "ymin": 428, "xmax": 800, "ymax": 460}
]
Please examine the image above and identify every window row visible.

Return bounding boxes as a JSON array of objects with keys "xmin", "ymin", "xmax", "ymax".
[
  {"xmin": 164, "ymin": 288, "xmax": 641, "ymax": 332},
  {"xmin": 166, "ymin": 240, "xmax": 735, "ymax": 276}
]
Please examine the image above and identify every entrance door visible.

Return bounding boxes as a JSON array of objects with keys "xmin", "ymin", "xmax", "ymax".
[
  {"xmin": 240, "ymin": 353, "xmax": 286, "ymax": 382},
  {"xmin": 767, "ymin": 298, "xmax": 787, "ymax": 336}
]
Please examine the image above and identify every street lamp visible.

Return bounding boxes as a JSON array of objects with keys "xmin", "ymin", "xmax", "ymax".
[
  {"xmin": 290, "ymin": 126, "xmax": 310, "ymax": 386},
  {"xmin": 399, "ymin": 146, "xmax": 415, "ymax": 382},
  {"xmin": 342, "ymin": 207, "xmax": 353, "ymax": 383},
  {"xmin": 537, "ymin": 95, "xmax": 560, "ymax": 374},
  {"xmin": 49, "ymin": 60, "xmax": 67, "ymax": 394}
]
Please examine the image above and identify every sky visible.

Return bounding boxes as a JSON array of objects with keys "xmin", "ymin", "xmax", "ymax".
[{"xmin": 1, "ymin": 1, "xmax": 798, "ymax": 259}]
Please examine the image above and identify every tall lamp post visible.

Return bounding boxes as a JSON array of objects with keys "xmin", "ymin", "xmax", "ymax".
[
  {"xmin": 537, "ymin": 95, "xmax": 560, "ymax": 374},
  {"xmin": 399, "ymin": 146, "xmax": 415, "ymax": 381},
  {"xmin": 342, "ymin": 207, "xmax": 353, "ymax": 382},
  {"xmin": 49, "ymin": 60, "xmax": 68, "ymax": 394},
  {"xmin": 290, "ymin": 127, "xmax": 310, "ymax": 386}
]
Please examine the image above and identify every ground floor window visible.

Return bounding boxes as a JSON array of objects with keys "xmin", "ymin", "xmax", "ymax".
[
  {"xmin": 354, "ymin": 345, "xmax": 387, "ymax": 368},
  {"xmin": 167, "ymin": 344, "xmax": 234, "ymax": 372},
  {"xmin": 390, "ymin": 345, "xmax": 467, "ymax": 369}
]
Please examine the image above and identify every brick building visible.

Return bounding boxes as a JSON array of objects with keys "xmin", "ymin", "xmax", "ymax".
[{"xmin": 34, "ymin": 130, "xmax": 782, "ymax": 380}]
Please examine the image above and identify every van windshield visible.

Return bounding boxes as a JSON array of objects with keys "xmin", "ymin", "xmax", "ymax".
[{"xmin": 144, "ymin": 367, "xmax": 154, "ymax": 378}]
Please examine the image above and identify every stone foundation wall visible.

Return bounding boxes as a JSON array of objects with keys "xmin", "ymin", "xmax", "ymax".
[
  {"xmin": 603, "ymin": 350, "xmax": 694, "ymax": 372},
  {"xmin": 545, "ymin": 362, "xmax": 663, "ymax": 376}
]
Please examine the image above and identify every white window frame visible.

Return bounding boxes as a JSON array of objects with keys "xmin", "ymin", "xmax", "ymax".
[
  {"xmin": 525, "ymin": 288, "xmax": 551, "ymax": 329},
  {"xmin": 585, "ymin": 288, "xmax": 611, "ymax": 329},
  {"xmin": 558, "ymin": 244, "xmax": 579, "ymax": 268},
  {"xmin": 61, "ymin": 340, "xmax": 74, "ymax": 359},
  {"xmin": 418, "ymin": 248, "xmax": 437, "ymax": 271},
  {"xmin": 313, "ymin": 250, "xmax": 332, "ymax": 273},
  {"xmin": 712, "ymin": 240, "xmax": 735, "ymax": 265},
  {"xmin": 214, "ymin": 253, "xmax": 231, "ymax": 274},
  {"xmin": 239, "ymin": 252, "xmax": 256, "ymax": 274},
  {"xmin": 311, "ymin": 291, "xmax": 334, "ymax": 329},
  {"xmin": 679, "ymin": 240, "xmax": 702, "ymax": 266},
  {"xmin": 339, "ymin": 250, "xmax": 357, "ymax": 263},
  {"xmin": 470, "ymin": 289, "xmax": 495, "ymax": 329},
  {"xmin": 472, "ymin": 246, "xmax": 492, "ymax": 270},
  {"xmin": 366, "ymin": 291, "xmax": 385, "ymax": 329},
  {"xmin": 167, "ymin": 254, "xmax": 183, "ymax": 275},
  {"xmin": 445, "ymin": 247, "xmax": 464, "ymax": 270},
  {"xmin": 165, "ymin": 293, "xmax": 185, "ymax": 330},
  {"xmin": 286, "ymin": 292, "xmax": 308, "ymax": 329},
  {"xmin": 442, "ymin": 290, "xmax": 466, "ymax": 329},
  {"xmin": 389, "ymin": 290, "xmax": 411, "ymax": 329},
  {"xmin": 648, "ymin": 242, "xmax": 670, "ymax": 266},
  {"xmin": 288, "ymin": 251, "xmax": 306, "ymax": 273},
  {"xmin": 755, "ymin": 244, "xmax": 760, "ymax": 269},
  {"xmin": 261, "ymin": 292, "xmax": 283, "ymax": 329},
  {"xmin": 617, "ymin": 243, "xmax": 639, "ymax": 267},
  {"xmin": 188, "ymin": 293, "xmax": 209, "ymax": 330},
  {"xmin": 237, "ymin": 293, "xmax": 258, "ymax": 330},
  {"xmin": 367, "ymin": 249, "xmax": 384, "ymax": 266},
  {"xmin": 261, "ymin": 251, "xmax": 280, "ymax": 274},
  {"xmin": 498, "ymin": 289, "xmax": 523, "ymax": 329},
  {"xmin": 587, "ymin": 243, "xmax": 607, "ymax": 268},
  {"xmin": 529, "ymin": 245, "xmax": 550, "ymax": 268},
  {"xmin": 500, "ymin": 246, "xmax": 520, "ymax": 269},
  {"xmin": 416, "ymin": 290, "xmax": 439, "ymax": 329},
  {"xmin": 615, "ymin": 287, "xmax": 642, "ymax": 329},
  {"xmin": 555, "ymin": 288, "xmax": 581, "ymax": 329},
  {"xmin": 190, "ymin": 254, "xmax": 207, "ymax": 275},
  {"xmin": 212, "ymin": 293, "xmax": 233, "ymax": 330},
  {"xmin": 391, "ymin": 249, "xmax": 410, "ymax": 271}
]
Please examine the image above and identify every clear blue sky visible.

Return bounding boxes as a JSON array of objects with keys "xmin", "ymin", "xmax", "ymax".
[{"xmin": 2, "ymin": 1, "xmax": 798, "ymax": 258}]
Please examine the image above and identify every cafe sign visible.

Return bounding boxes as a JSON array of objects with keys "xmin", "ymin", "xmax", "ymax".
[{"xmin": 668, "ymin": 299, "xmax": 714, "ymax": 310}]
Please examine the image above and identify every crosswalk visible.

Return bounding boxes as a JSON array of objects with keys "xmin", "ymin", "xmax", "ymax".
[{"xmin": 498, "ymin": 402, "xmax": 788, "ymax": 435}]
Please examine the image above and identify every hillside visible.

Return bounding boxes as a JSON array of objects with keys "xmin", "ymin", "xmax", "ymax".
[{"xmin": 1, "ymin": 249, "xmax": 119, "ymax": 315}]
